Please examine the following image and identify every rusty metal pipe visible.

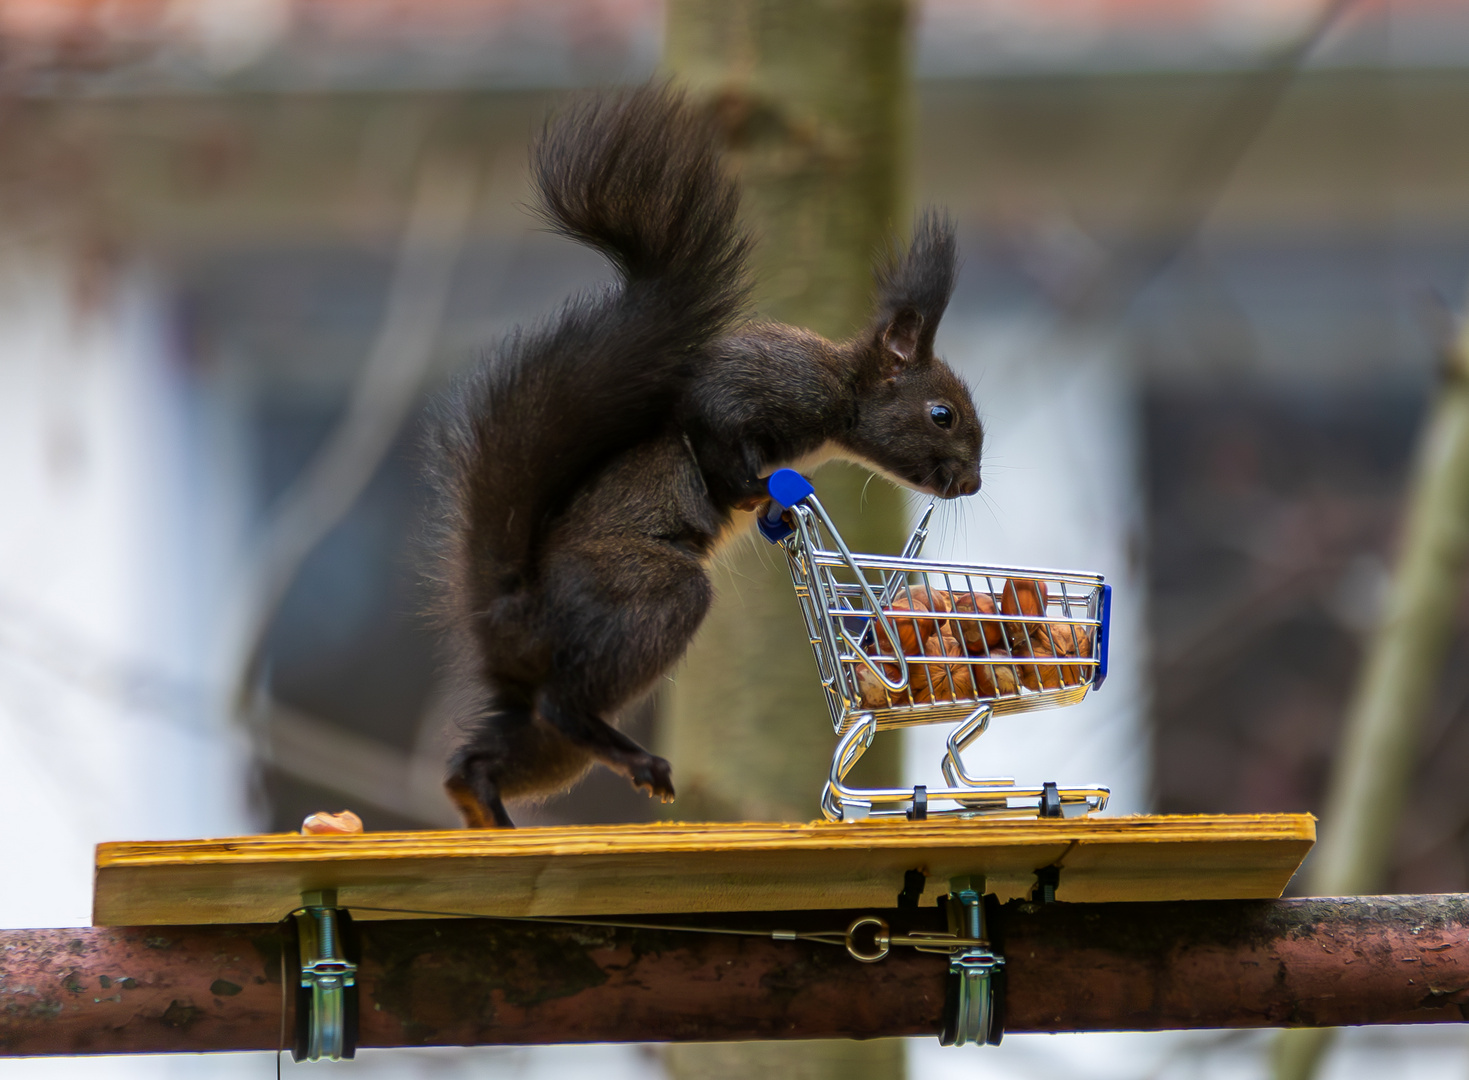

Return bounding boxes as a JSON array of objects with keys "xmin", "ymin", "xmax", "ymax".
[
  {"xmin": 0, "ymin": 924, "xmax": 293, "ymax": 1055},
  {"xmin": 3, "ymin": 895, "xmax": 1467, "ymax": 1056},
  {"xmin": 999, "ymin": 894, "xmax": 1469, "ymax": 1031}
]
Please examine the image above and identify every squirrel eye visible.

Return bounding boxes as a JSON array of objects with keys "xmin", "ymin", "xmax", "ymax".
[{"xmin": 929, "ymin": 404, "xmax": 955, "ymax": 430}]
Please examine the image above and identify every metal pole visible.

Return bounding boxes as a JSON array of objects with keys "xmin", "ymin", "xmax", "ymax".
[{"xmin": 4, "ymin": 895, "xmax": 1467, "ymax": 1056}]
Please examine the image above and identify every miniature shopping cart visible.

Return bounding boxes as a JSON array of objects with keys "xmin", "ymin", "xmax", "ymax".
[{"xmin": 759, "ymin": 469, "xmax": 1113, "ymax": 823}]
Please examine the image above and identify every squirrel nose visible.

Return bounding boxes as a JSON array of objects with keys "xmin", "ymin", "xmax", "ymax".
[{"xmin": 958, "ymin": 476, "xmax": 980, "ymax": 496}]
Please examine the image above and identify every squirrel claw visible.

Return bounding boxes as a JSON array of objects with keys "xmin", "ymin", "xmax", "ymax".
[{"xmin": 629, "ymin": 753, "xmax": 676, "ymax": 802}]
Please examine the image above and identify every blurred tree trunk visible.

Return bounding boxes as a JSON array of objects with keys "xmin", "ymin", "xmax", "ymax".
[
  {"xmin": 661, "ymin": 1, "xmax": 914, "ymax": 1076},
  {"xmin": 1274, "ymin": 307, "xmax": 1469, "ymax": 1080}
]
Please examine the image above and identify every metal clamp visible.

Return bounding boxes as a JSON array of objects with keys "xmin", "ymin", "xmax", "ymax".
[
  {"xmin": 294, "ymin": 888, "xmax": 358, "ymax": 1062},
  {"xmin": 939, "ymin": 879, "xmax": 1005, "ymax": 1047}
]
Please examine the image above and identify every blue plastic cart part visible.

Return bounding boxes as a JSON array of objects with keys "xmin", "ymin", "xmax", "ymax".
[
  {"xmin": 758, "ymin": 469, "xmax": 816, "ymax": 543},
  {"xmin": 1094, "ymin": 583, "xmax": 1112, "ymax": 690},
  {"xmin": 767, "ymin": 469, "xmax": 815, "ymax": 508}
]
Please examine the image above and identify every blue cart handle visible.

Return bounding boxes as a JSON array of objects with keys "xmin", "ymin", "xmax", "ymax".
[
  {"xmin": 758, "ymin": 469, "xmax": 815, "ymax": 543},
  {"xmin": 767, "ymin": 468, "xmax": 816, "ymax": 508}
]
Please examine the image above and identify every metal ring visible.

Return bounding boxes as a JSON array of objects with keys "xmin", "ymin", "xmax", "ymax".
[{"xmin": 845, "ymin": 916, "xmax": 891, "ymax": 963}]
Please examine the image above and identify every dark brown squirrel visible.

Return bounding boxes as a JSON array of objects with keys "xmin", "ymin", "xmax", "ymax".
[{"xmin": 428, "ymin": 84, "xmax": 983, "ymax": 828}]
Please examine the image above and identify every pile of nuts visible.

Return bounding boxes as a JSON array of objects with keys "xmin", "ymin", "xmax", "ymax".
[{"xmin": 854, "ymin": 579, "xmax": 1092, "ymax": 707}]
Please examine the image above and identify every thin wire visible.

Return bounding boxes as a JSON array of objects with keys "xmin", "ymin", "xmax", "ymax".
[{"xmin": 292, "ymin": 902, "xmax": 853, "ymax": 949}]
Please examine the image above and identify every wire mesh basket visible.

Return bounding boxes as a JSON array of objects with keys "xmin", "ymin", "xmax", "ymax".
[{"xmin": 759, "ymin": 469, "xmax": 1113, "ymax": 823}]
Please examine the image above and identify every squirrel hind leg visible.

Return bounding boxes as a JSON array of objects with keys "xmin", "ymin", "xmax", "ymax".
[{"xmin": 532, "ymin": 542, "xmax": 715, "ymax": 804}]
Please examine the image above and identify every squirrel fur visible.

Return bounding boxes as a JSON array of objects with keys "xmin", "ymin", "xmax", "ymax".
[{"xmin": 430, "ymin": 85, "xmax": 982, "ymax": 828}]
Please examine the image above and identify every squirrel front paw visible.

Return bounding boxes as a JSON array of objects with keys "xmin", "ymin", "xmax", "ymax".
[{"xmin": 629, "ymin": 753, "xmax": 676, "ymax": 803}]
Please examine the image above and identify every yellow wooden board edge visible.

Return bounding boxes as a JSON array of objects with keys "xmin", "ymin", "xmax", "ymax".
[{"xmin": 93, "ymin": 813, "xmax": 1315, "ymax": 926}]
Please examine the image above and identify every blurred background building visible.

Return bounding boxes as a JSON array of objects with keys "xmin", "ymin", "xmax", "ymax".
[{"xmin": 2, "ymin": 0, "xmax": 1468, "ymax": 1077}]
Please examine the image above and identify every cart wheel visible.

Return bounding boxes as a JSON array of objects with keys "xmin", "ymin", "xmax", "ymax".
[{"xmin": 1039, "ymin": 782, "xmax": 1062, "ymax": 818}]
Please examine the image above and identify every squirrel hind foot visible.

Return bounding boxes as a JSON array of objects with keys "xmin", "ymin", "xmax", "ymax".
[
  {"xmin": 445, "ymin": 765, "xmax": 516, "ymax": 829},
  {"xmin": 533, "ymin": 693, "xmax": 678, "ymax": 803}
]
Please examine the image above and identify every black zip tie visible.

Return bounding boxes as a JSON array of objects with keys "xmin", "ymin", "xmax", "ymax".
[
  {"xmin": 1040, "ymin": 781, "xmax": 1062, "ymax": 818},
  {"xmin": 898, "ymin": 869, "xmax": 927, "ymax": 910}
]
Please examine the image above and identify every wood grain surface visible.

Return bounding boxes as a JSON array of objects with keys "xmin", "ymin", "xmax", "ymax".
[{"xmin": 93, "ymin": 814, "xmax": 1315, "ymax": 926}]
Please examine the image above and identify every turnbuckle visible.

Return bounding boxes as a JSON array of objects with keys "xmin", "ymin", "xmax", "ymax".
[
  {"xmin": 838, "ymin": 916, "xmax": 989, "ymax": 961},
  {"xmin": 293, "ymin": 888, "xmax": 358, "ymax": 1062}
]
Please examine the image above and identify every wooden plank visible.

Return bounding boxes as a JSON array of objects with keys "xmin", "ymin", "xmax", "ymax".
[{"xmin": 93, "ymin": 814, "xmax": 1315, "ymax": 926}]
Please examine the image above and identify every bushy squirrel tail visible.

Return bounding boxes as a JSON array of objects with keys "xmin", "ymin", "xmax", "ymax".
[
  {"xmin": 533, "ymin": 83, "xmax": 750, "ymax": 338},
  {"xmin": 430, "ymin": 85, "xmax": 749, "ymax": 619}
]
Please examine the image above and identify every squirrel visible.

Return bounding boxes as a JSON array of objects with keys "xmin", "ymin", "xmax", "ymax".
[{"xmin": 429, "ymin": 84, "xmax": 983, "ymax": 828}]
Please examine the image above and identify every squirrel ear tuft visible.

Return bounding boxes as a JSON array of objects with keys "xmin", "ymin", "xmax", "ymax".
[
  {"xmin": 881, "ymin": 308, "xmax": 924, "ymax": 369},
  {"xmin": 872, "ymin": 208, "xmax": 957, "ymax": 364}
]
